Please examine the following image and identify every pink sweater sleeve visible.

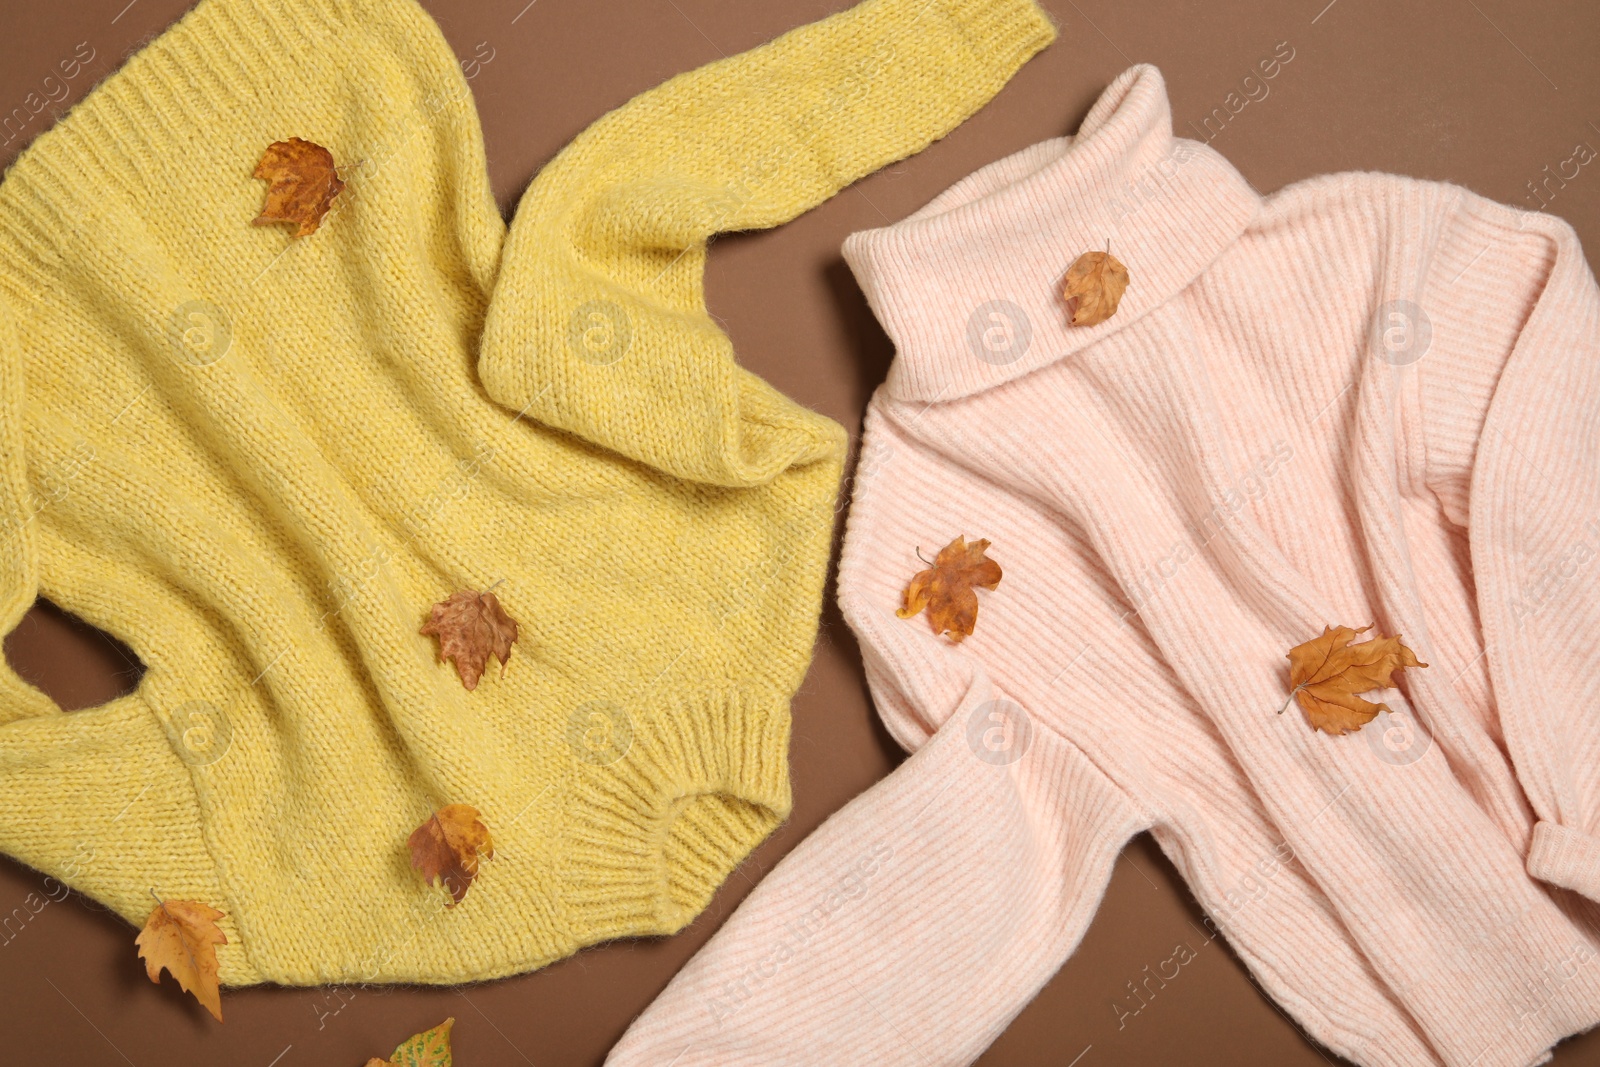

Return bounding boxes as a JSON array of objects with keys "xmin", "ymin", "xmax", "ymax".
[
  {"xmin": 603, "ymin": 407, "xmax": 1151, "ymax": 1065},
  {"xmin": 608, "ymin": 387, "xmax": 1453, "ymax": 1064},
  {"xmin": 1416, "ymin": 188, "xmax": 1600, "ymax": 900}
]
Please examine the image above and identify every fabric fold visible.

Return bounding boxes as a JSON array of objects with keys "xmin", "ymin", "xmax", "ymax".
[
  {"xmin": 610, "ymin": 62, "xmax": 1600, "ymax": 1066},
  {"xmin": 0, "ymin": 0, "xmax": 1057, "ymax": 986},
  {"xmin": 476, "ymin": 0, "xmax": 1058, "ymax": 486}
]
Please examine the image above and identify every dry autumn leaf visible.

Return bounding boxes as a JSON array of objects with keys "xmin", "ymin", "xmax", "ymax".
[
  {"xmin": 896, "ymin": 535, "xmax": 1003, "ymax": 644},
  {"xmin": 364, "ymin": 1016, "xmax": 456, "ymax": 1067},
  {"xmin": 1060, "ymin": 245, "xmax": 1130, "ymax": 327},
  {"xmin": 251, "ymin": 137, "xmax": 346, "ymax": 237},
  {"xmin": 408, "ymin": 804, "xmax": 494, "ymax": 906},
  {"xmin": 420, "ymin": 585, "xmax": 520, "ymax": 691},
  {"xmin": 134, "ymin": 895, "xmax": 227, "ymax": 1021},
  {"xmin": 1281, "ymin": 623, "xmax": 1428, "ymax": 735}
]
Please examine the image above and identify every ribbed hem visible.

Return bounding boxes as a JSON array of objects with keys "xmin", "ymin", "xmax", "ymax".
[
  {"xmin": 1529, "ymin": 821, "xmax": 1600, "ymax": 901},
  {"xmin": 557, "ymin": 687, "xmax": 792, "ymax": 944}
]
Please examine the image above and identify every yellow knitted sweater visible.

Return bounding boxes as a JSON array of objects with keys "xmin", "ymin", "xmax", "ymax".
[{"xmin": 0, "ymin": 0, "xmax": 1056, "ymax": 985}]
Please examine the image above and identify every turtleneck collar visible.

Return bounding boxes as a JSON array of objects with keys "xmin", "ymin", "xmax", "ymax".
[{"xmin": 841, "ymin": 64, "xmax": 1262, "ymax": 403}]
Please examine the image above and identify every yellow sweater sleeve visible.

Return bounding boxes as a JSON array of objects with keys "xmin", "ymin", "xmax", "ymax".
[{"xmin": 477, "ymin": 0, "xmax": 1058, "ymax": 487}]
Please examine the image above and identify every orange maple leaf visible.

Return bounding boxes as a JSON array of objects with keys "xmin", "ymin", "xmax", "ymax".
[
  {"xmin": 408, "ymin": 805, "xmax": 494, "ymax": 906},
  {"xmin": 896, "ymin": 535, "xmax": 1003, "ymax": 643},
  {"xmin": 134, "ymin": 895, "xmax": 228, "ymax": 1021},
  {"xmin": 1060, "ymin": 244, "xmax": 1130, "ymax": 327},
  {"xmin": 1281, "ymin": 623, "xmax": 1428, "ymax": 735},
  {"xmin": 420, "ymin": 585, "xmax": 520, "ymax": 691},
  {"xmin": 364, "ymin": 1016, "xmax": 456, "ymax": 1067},
  {"xmin": 251, "ymin": 137, "xmax": 346, "ymax": 238}
]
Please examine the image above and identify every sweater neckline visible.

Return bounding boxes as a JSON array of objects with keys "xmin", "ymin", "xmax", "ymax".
[{"xmin": 841, "ymin": 63, "xmax": 1261, "ymax": 404}]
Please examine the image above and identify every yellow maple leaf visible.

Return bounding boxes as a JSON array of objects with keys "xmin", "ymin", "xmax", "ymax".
[
  {"xmin": 1282, "ymin": 623, "xmax": 1427, "ymax": 735},
  {"xmin": 407, "ymin": 805, "xmax": 494, "ymax": 906},
  {"xmin": 134, "ymin": 895, "xmax": 228, "ymax": 1021}
]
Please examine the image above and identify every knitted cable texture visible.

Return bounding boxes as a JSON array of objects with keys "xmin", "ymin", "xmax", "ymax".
[{"xmin": 0, "ymin": 0, "xmax": 1057, "ymax": 985}]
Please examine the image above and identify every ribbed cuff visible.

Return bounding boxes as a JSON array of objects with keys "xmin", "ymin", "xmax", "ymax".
[
  {"xmin": 557, "ymin": 687, "xmax": 793, "ymax": 945},
  {"xmin": 787, "ymin": 0, "xmax": 1058, "ymax": 188},
  {"xmin": 1528, "ymin": 820, "xmax": 1600, "ymax": 901},
  {"xmin": 933, "ymin": 0, "xmax": 1060, "ymax": 76}
]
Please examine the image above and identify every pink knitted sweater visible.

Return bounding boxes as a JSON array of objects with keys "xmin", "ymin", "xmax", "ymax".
[{"xmin": 606, "ymin": 64, "xmax": 1600, "ymax": 1067}]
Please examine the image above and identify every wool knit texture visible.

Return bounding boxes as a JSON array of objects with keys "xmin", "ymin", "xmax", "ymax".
[
  {"xmin": 0, "ymin": 0, "xmax": 1059, "ymax": 985},
  {"xmin": 607, "ymin": 65, "xmax": 1600, "ymax": 1067}
]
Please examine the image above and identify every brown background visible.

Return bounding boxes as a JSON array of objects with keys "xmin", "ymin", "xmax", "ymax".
[{"xmin": 1, "ymin": 0, "xmax": 1598, "ymax": 1064}]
